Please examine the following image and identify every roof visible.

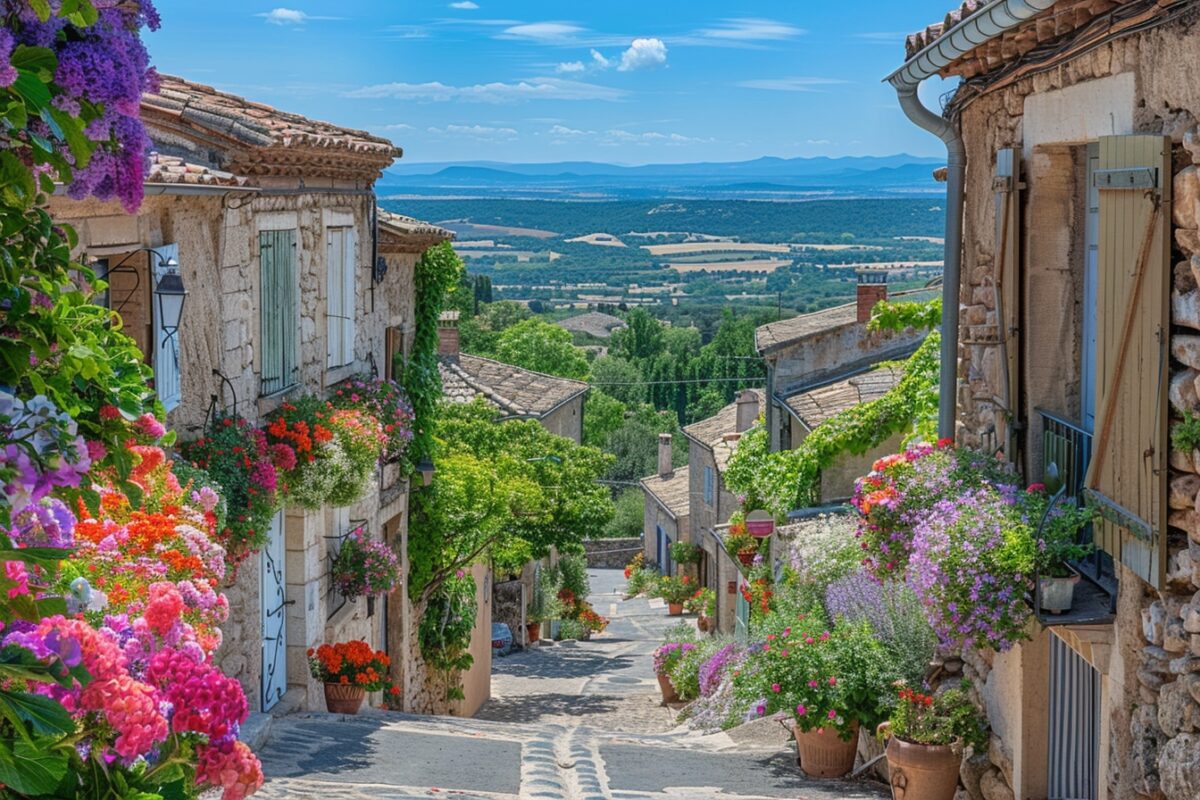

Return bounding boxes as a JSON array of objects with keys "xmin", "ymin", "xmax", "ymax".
[
  {"xmin": 902, "ymin": 0, "xmax": 1148, "ymax": 81},
  {"xmin": 145, "ymin": 153, "xmax": 248, "ymax": 188},
  {"xmin": 556, "ymin": 312, "xmax": 628, "ymax": 339},
  {"xmin": 682, "ymin": 389, "xmax": 765, "ymax": 472},
  {"xmin": 142, "ymin": 75, "xmax": 401, "ymax": 181},
  {"xmin": 783, "ymin": 365, "xmax": 905, "ymax": 430},
  {"xmin": 641, "ymin": 465, "xmax": 691, "ymax": 520},
  {"xmin": 378, "ymin": 210, "xmax": 453, "ymax": 252},
  {"xmin": 755, "ymin": 288, "xmax": 940, "ymax": 354},
  {"xmin": 438, "ymin": 353, "xmax": 589, "ymax": 419}
]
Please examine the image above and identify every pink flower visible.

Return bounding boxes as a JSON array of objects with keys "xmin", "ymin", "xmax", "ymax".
[
  {"xmin": 808, "ymin": 680, "xmax": 818, "ymax": 688},
  {"xmin": 133, "ymin": 413, "xmax": 166, "ymax": 439},
  {"xmin": 771, "ymin": 683, "xmax": 781, "ymax": 693},
  {"xmin": 827, "ymin": 709, "xmax": 837, "ymax": 720},
  {"xmin": 796, "ymin": 704, "xmax": 806, "ymax": 716},
  {"xmin": 828, "ymin": 676, "xmax": 837, "ymax": 686},
  {"xmin": 756, "ymin": 704, "xmax": 766, "ymax": 716}
]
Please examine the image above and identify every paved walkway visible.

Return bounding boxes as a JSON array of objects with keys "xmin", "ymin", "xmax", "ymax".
[{"xmin": 255, "ymin": 569, "xmax": 888, "ymax": 800}]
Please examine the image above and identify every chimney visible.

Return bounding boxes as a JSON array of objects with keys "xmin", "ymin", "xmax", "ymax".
[
  {"xmin": 437, "ymin": 310, "xmax": 460, "ymax": 358},
  {"xmin": 735, "ymin": 390, "xmax": 759, "ymax": 433},
  {"xmin": 856, "ymin": 269, "xmax": 888, "ymax": 324},
  {"xmin": 657, "ymin": 433, "xmax": 673, "ymax": 478}
]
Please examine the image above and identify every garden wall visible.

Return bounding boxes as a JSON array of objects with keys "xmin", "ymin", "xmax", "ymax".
[{"xmin": 583, "ymin": 537, "xmax": 644, "ymax": 569}]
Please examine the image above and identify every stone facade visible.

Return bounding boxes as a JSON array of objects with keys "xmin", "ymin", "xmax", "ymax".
[
  {"xmin": 925, "ymin": 11, "xmax": 1200, "ymax": 800},
  {"xmin": 582, "ymin": 538, "xmax": 644, "ymax": 569}
]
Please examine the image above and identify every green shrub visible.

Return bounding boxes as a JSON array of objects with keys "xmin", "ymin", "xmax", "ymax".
[
  {"xmin": 555, "ymin": 553, "xmax": 591, "ymax": 601},
  {"xmin": 1174, "ymin": 410, "xmax": 1200, "ymax": 454},
  {"xmin": 602, "ymin": 489, "xmax": 645, "ymax": 539}
]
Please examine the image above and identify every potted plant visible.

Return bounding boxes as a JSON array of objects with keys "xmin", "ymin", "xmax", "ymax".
[
  {"xmin": 669, "ymin": 540, "xmax": 701, "ymax": 566},
  {"xmin": 1027, "ymin": 493, "xmax": 1096, "ymax": 614},
  {"xmin": 725, "ymin": 524, "xmax": 761, "ymax": 567},
  {"xmin": 877, "ymin": 683, "xmax": 987, "ymax": 800},
  {"xmin": 332, "ymin": 527, "xmax": 401, "ymax": 600},
  {"xmin": 653, "ymin": 642, "xmax": 695, "ymax": 704},
  {"xmin": 686, "ymin": 588, "xmax": 716, "ymax": 631},
  {"xmin": 655, "ymin": 575, "xmax": 695, "ymax": 616},
  {"xmin": 308, "ymin": 640, "xmax": 391, "ymax": 715},
  {"xmin": 527, "ymin": 569, "xmax": 564, "ymax": 643}
]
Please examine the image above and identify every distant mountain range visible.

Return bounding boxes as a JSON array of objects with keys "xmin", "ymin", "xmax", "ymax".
[{"xmin": 379, "ymin": 155, "xmax": 946, "ymax": 200}]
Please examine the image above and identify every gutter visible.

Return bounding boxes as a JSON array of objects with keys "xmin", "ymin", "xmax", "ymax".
[{"xmin": 885, "ymin": 0, "xmax": 1056, "ymax": 440}]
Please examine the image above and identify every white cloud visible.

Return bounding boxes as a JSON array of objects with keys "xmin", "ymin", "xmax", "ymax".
[
  {"xmin": 618, "ymin": 38, "xmax": 667, "ymax": 72},
  {"xmin": 805, "ymin": 138, "xmax": 832, "ymax": 145},
  {"xmin": 347, "ymin": 78, "xmax": 626, "ymax": 103},
  {"xmin": 384, "ymin": 25, "xmax": 430, "ymax": 39},
  {"xmin": 381, "ymin": 123, "xmax": 414, "ymax": 131},
  {"xmin": 607, "ymin": 129, "xmax": 707, "ymax": 145},
  {"xmin": 549, "ymin": 124, "xmax": 592, "ymax": 136},
  {"xmin": 591, "ymin": 49, "xmax": 612, "ymax": 70},
  {"xmin": 449, "ymin": 1, "xmax": 479, "ymax": 8},
  {"xmin": 556, "ymin": 61, "xmax": 585, "ymax": 73},
  {"xmin": 855, "ymin": 32, "xmax": 905, "ymax": 44},
  {"xmin": 257, "ymin": 8, "xmax": 341, "ymax": 25},
  {"xmin": 500, "ymin": 22, "xmax": 584, "ymax": 42},
  {"xmin": 558, "ymin": 49, "xmax": 614, "ymax": 74},
  {"xmin": 429, "ymin": 124, "xmax": 518, "ymax": 141},
  {"xmin": 697, "ymin": 18, "xmax": 805, "ymax": 41},
  {"xmin": 738, "ymin": 77, "xmax": 846, "ymax": 92}
]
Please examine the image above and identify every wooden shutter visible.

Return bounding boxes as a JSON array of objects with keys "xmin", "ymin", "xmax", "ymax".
[
  {"xmin": 326, "ymin": 228, "xmax": 357, "ymax": 368},
  {"xmin": 1083, "ymin": 135, "xmax": 1170, "ymax": 589},
  {"xmin": 994, "ymin": 149, "xmax": 1022, "ymax": 460},
  {"xmin": 342, "ymin": 229, "xmax": 356, "ymax": 366},
  {"xmin": 261, "ymin": 230, "xmax": 298, "ymax": 396}
]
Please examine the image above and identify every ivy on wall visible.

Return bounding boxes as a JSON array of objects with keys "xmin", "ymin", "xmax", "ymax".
[{"xmin": 726, "ymin": 299, "xmax": 942, "ymax": 516}]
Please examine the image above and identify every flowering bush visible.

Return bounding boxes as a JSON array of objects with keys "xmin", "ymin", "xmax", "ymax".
[
  {"xmin": 307, "ymin": 640, "xmax": 391, "ymax": 691},
  {"xmin": 332, "ymin": 527, "xmax": 401, "ymax": 599},
  {"xmin": 654, "ymin": 574, "xmax": 695, "ymax": 605},
  {"xmin": 881, "ymin": 681, "xmax": 987, "ymax": 749},
  {"xmin": 908, "ymin": 486, "xmax": 1035, "ymax": 652},
  {"xmin": 578, "ymin": 605, "xmax": 609, "ymax": 633},
  {"xmin": 623, "ymin": 551, "xmax": 644, "ymax": 579},
  {"xmin": 825, "ymin": 571, "xmax": 936, "ymax": 687},
  {"xmin": 724, "ymin": 525, "xmax": 761, "ymax": 564},
  {"xmin": 732, "ymin": 614, "xmax": 893, "ymax": 739},
  {"xmin": 179, "ymin": 413, "xmax": 281, "ymax": 566},
  {"xmin": 326, "ymin": 407, "xmax": 386, "ymax": 506},
  {"xmin": 685, "ymin": 587, "xmax": 716, "ymax": 617},
  {"xmin": 653, "ymin": 641, "xmax": 696, "ymax": 677},
  {"xmin": 331, "ymin": 377, "xmax": 415, "ymax": 462},
  {"xmin": 669, "ymin": 540, "xmax": 701, "ymax": 565}
]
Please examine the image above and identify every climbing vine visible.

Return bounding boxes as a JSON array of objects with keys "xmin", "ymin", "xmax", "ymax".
[{"xmin": 726, "ymin": 299, "xmax": 942, "ymax": 517}]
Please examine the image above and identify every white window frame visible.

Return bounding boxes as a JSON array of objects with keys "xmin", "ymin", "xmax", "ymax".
[{"xmin": 326, "ymin": 227, "xmax": 356, "ymax": 368}]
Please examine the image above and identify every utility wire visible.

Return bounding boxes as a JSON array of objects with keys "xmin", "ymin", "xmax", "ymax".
[{"xmin": 589, "ymin": 376, "xmax": 765, "ymax": 387}]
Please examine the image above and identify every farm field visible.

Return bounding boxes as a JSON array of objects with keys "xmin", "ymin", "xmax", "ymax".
[
  {"xmin": 642, "ymin": 241, "xmax": 790, "ymax": 256},
  {"xmin": 669, "ymin": 259, "xmax": 793, "ymax": 273}
]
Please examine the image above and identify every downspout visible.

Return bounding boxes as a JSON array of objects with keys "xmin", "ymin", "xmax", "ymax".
[{"xmin": 886, "ymin": 0, "xmax": 1056, "ymax": 440}]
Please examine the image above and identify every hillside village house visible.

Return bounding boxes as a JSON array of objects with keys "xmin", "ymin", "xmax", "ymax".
[
  {"xmin": 756, "ymin": 273, "xmax": 934, "ymax": 500},
  {"xmin": 640, "ymin": 433, "xmax": 690, "ymax": 582},
  {"xmin": 48, "ymin": 75, "xmax": 465, "ymax": 720},
  {"xmin": 892, "ymin": 1, "xmax": 1200, "ymax": 799}
]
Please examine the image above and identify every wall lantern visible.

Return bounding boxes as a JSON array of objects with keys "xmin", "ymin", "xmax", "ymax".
[
  {"xmin": 154, "ymin": 269, "xmax": 187, "ymax": 345},
  {"xmin": 416, "ymin": 456, "xmax": 436, "ymax": 487}
]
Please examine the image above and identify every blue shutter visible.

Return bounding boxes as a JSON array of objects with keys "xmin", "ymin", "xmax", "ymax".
[{"xmin": 260, "ymin": 230, "xmax": 298, "ymax": 396}]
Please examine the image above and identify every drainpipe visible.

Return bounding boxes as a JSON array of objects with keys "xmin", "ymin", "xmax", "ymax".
[{"xmin": 886, "ymin": 0, "xmax": 1057, "ymax": 441}]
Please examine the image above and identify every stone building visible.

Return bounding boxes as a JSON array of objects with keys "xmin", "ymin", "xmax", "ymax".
[
  {"xmin": 50, "ymin": 75, "xmax": 455, "ymax": 720},
  {"xmin": 641, "ymin": 433, "xmax": 691, "ymax": 570},
  {"xmin": 756, "ymin": 278, "xmax": 934, "ymax": 500},
  {"xmin": 891, "ymin": 2, "xmax": 1200, "ymax": 799}
]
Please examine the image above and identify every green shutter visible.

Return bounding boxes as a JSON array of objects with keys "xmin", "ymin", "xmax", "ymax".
[{"xmin": 260, "ymin": 229, "xmax": 298, "ymax": 396}]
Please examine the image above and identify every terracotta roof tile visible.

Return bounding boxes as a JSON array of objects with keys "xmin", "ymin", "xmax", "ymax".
[
  {"xmin": 145, "ymin": 153, "xmax": 248, "ymax": 187},
  {"xmin": 682, "ymin": 390, "xmax": 765, "ymax": 472},
  {"xmin": 755, "ymin": 288, "xmax": 939, "ymax": 353},
  {"xmin": 438, "ymin": 353, "xmax": 588, "ymax": 419},
  {"xmin": 641, "ymin": 465, "xmax": 691, "ymax": 520},
  {"xmin": 377, "ymin": 210, "xmax": 453, "ymax": 251},
  {"xmin": 783, "ymin": 365, "xmax": 905, "ymax": 430}
]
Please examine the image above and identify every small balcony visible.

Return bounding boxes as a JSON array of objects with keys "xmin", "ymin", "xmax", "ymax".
[{"xmin": 1033, "ymin": 410, "xmax": 1117, "ymax": 627}]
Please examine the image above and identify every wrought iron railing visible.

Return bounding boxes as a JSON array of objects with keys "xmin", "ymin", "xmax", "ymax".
[{"xmin": 1037, "ymin": 410, "xmax": 1117, "ymax": 622}]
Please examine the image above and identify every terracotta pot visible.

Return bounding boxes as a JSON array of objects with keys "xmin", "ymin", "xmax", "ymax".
[
  {"xmin": 668, "ymin": 602, "xmax": 683, "ymax": 616},
  {"xmin": 656, "ymin": 672, "xmax": 679, "ymax": 704},
  {"xmin": 324, "ymin": 682, "xmax": 365, "ymax": 715},
  {"xmin": 697, "ymin": 615, "xmax": 709, "ymax": 632},
  {"xmin": 883, "ymin": 733, "xmax": 962, "ymax": 800},
  {"xmin": 526, "ymin": 622, "xmax": 542, "ymax": 642},
  {"xmin": 737, "ymin": 551, "xmax": 756, "ymax": 567},
  {"xmin": 795, "ymin": 722, "xmax": 859, "ymax": 779},
  {"xmin": 1038, "ymin": 568, "xmax": 1080, "ymax": 614}
]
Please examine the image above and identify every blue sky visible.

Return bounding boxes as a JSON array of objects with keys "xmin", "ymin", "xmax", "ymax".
[{"xmin": 148, "ymin": 1, "xmax": 958, "ymax": 164}]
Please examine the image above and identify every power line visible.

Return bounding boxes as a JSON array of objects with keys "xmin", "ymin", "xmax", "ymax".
[{"xmin": 589, "ymin": 376, "xmax": 766, "ymax": 387}]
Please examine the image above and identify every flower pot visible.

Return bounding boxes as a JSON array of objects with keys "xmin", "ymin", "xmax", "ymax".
[
  {"xmin": 324, "ymin": 682, "xmax": 365, "ymax": 715},
  {"xmin": 668, "ymin": 602, "xmax": 683, "ymax": 616},
  {"xmin": 656, "ymin": 673, "xmax": 679, "ymax": 704},
  {"xmin": 1038, "ymin": 568, "xmax": 1081, "ymax": 614},
  {"xmin": 883, "ymin": 734, "xmax": 962, "ymax": 800},
  {"xmin": 737, "ymin": 551, "xmax": 756, "ymax": 567},
  {"xmin": 527, "ymin": 622, "xmax": 542, "ymax": 642},
  {"xmin": 795, "ymin": 722, "xmax": 859, "ymax": 779},
  {"xmin": 698, "ymin": 615, "xmax": 709, "ymax": 632}
]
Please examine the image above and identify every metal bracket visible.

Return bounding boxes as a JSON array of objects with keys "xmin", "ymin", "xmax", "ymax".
[
  {"xmin": 1093, "ymin": 168, "xmax": 1158, "ymax": 191},
  {"xmin": 1082, "ymin": 488, "xmax": 1153, "ymax": 543}
]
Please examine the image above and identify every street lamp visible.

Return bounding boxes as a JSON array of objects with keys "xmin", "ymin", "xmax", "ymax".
[{"xmin": 154, "ymin": 270, "xmax": 187, "ymax": 346}]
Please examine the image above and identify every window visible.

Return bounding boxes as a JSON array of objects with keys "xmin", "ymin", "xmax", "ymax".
[
  {"xmin": 151, "ymin": 244, "xmax": 182, "ymax": 412},
  {"xmin": 385, "ymin": 326, "xmax": 406, "ymax": 381},
  {"xmin": 703, "ymin": 466, "xmax": 714, "ymax": 506},
  {"xmin": 260, "ymin": 230, "xmax": 299, "ymax": 396},
  {"xmin": 326, "ymin": 227, "xmax": 356, "ymax": 368}
]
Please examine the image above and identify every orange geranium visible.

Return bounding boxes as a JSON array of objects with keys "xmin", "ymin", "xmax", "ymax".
[{"xmin": 307, "ymin": 641, "xmax": 390, "ymax": 691}]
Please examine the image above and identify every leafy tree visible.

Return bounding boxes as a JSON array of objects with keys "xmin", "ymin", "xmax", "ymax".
[
  {"xmin": 494, "ymin": 318, "xmax": 590, "ymax": 380},
  {"xmin": 687, "ymin": 388, "xmax": 726, "ymax": 424},
  {"xmin": 663, "ymin": 326, "xmax": 702, "ymax": 360},
  {"xmin": 602, "ymin": 489, "xmax": 645, "ymax": 539},
  {"xmin": 590, "ymin": 355, "xmax": 645, "ymax": 406},
  {"xmin": 583, "ymin": 391, "xmax": 627, "ymax": 448},
  {"xmin": 604, "ymin": 405, "xmax": 687, "ymax": 483},
  {"xmin": 611, "ymin": 307, "xmax": 664, "ymax": 361},
  {"xmin": 458, "ymin": 300, "xmax": 531, "ymax": 356}
]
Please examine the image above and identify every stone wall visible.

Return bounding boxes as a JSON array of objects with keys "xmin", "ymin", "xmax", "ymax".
[
  {"xmin": 582, "ymin": 537, "xmax": 643, "ymax": 569},
  {"xmin": 946, "ymin": 13, "xmax": 1200, "ymax": 800}
]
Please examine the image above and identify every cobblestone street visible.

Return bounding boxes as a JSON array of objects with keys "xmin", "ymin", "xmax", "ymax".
[{"xmin": 256, "ymin": 570, "xmax": 889, "ymax": 799}]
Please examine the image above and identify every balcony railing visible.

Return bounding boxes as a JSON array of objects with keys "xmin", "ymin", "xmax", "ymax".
[{"xmin": 1035, "ymin": 410, "xmax": 1117, "ymax": 625}]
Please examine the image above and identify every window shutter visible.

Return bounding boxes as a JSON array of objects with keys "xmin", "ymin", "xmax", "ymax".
[
  {"xmin": 284, "ymin": 230, "xmax": 299, "ymax": 387},
  {"xmin": 261, "ymin": 230, "xmax": 299, "ymax": 395},
  {"xmin": 994, "ymin": 149, "xmax": 1022, "ymax": 459},
  {"xmin": 1083, "ymin": 135, "xmax": 1170, "ymax": 588},
  {"xmin": 326, "ymin": 229, "xmax": 343, "ymax": 367},
  {"xmin": 151, "ymin": 244, "xmax": 182, "ymax": 412},
  {"xmin": 342, "ymin": 229, "xmax": 356, "ymax": 366}
]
